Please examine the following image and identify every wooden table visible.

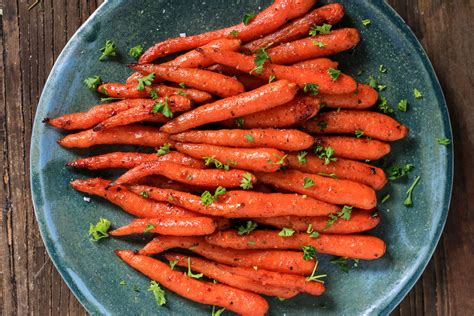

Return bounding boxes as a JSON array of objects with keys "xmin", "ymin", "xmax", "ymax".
[{"xmin": 1, "ymin": 1, "xmax": 473, "ymax": 315}]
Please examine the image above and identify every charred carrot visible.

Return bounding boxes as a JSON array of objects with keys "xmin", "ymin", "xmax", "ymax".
[
  {"xmin": 293, "ymin": 57, "xmax": 339, "ymax": 72},
  {"xmin": 267, "ymin": 28, "xmax": 361, "ymax": 64},
  {"xmin": 164, "ymin": 253, "xmax": 299, "ymax": 298},
  {"xmin": 160, "ymin": 80, "xmax": 298, "ymax": 134},
  {"xmin": 253, "ymin": 209, "xmax": 381, "ymax": 234},
  {"xmin": 205, "ymin": 230, "xmax": 386, "ymax": 260},
  {"xmin": 113, "ymin": 161, "xmax": 256, "ymax": 188},
  {"xmin": 171, "ymin": 129, "xmax": 314, "ymax": 151},
  {"xmin": 306, "ymin": 110, "xmax": 409, "ymax": 141},
  {"xmin": 318, "ymin": 83, "xmax": 379, "ymax": 109},
  {"xmin": 243, "ymin": 3, "xmax": 345, "ymax": 52},
  {"xmin": 175, "ymin": 142, "xmax": 287, "ymax": 172},
  {"xmin": 286, "ymin": 153, "xmax": 387, "ymax": 190},
  {"xmin": 316, "ymin": 136, "xmax": 391, "ymax": 161},
  {"xmin": 115, "ymin": 250, "xmax": 269, "ymax": 316},
  {"xmin": 58, "ymin": 125, "xmax": 172, "ymax": 148},
  {"xmin": 255, "ymin": 169, "xmax": 377, "ymax": 210},
  {"xmin": 110, "ymin": 217, "xmax": 216, "ymax": 236},
  {"xmin": 70, "ymin": 178, "xmax": 197, "ymax": 218}
]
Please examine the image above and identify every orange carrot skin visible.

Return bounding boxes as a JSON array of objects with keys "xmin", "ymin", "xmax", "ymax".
[
  {"xmin": 256, "ymin": 169, "xmax": 377, "ymax": 210},
  {"xmin": 243, "ymin": 3, "xmax": 345, "ymax": 52},
  {"xmin": 138, "ymin": 0, "xmax": 316, "ymax": 63},
  {"xmin": 206, "ymin": 230, "xmax": 386, "ymax": 260},
  {"xmin": 253, "ymin": 209, "xmax": 381, "ymax": 234},
  {"xmin": 171, "ymin": 128, "xmax": 314, "ymax": 151},
  {"xmin": 306, "ymin": 110, "xmax": 409, "ymax": 141},
  {"xmin": 175, "ymin": 142, "xmax": 286, "ymax": 172},
  {"xmin": 267, "ymin": 28, "xmax": 361, "ymax": 64},
  {"xmin": 44, "ymin": 99, "xmax": 152, "ymax": 131},
  {"xmin": 67, "ymin": 151, "xmax": 205, "ymax": 170},
  {"xmin": 160, "ymin": 80, "xmax": 298, "ymax": 134},
  {"xmin": 131, "ymin": 64, "xmax": 245, "ymax": 98},
  {"xmin": 113, "ymin": 161, "xmax": 257, "ymax": 188},
  {"xmin": 286, "ymin": 153, "xmax": 388, "ymax": 190},
  {"xmin": 165, "ymin": 253, "xmax": 299, "ymax": 298},
  {"xmin": 223, "ymin": 95, "xmax": 320, "ymax": 128},
  {"xmin": 318, "ymin": 83, "xmax": 379, "ymax": 109},
  {"xmin": 200, "ymin": 48, "xmax": 357, "ymax": 94},
  {"xmin": 132, "ymin": 176, "xmax": 204, "ymax": 193},
  {"xmin": 70, "ymin": 178, "xmax": 197, "ymax": 218},
  {"xmin": 293, "ymin": 57, "xmax": 339, "ymax": 72},
  {"xmin": 316, "ymin": 136, "xmax": 391, "ymax": 161},
  {"xmin": 115, "ymin": 250, "xmax": 269, "ymax": 316},
  {"xmin": 110, "ymin": 217, "xmax": 216, "ymax": 236},
  {"xmin": 58, "ymin": 125, "xmax": 173, "ymax": 148}
]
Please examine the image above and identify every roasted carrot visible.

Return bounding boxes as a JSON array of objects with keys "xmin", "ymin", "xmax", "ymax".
[
  {"xmin": 223, "ymin": 95, "xmax": 320, "ymax": 128},
  {"xmin": 110, "ymin": 217, "xmax": 216, "ymax": 236},
  {"xmin": 255, "ymin": 169, "xmax": 377, "ymax": 210},
  {"xmin": 97, "ymin": 83, "xmax": 213, "ymax": 103},
  {"xmin": 112, "ymin": 161, "xmax": 256, "ymax": 188},
  {"xmin": 70, "ymin": 178, "xmax": 197, "ymax": 218},
  {"xmin": 139, "ymin": 236, "xmax": 315, "ymax": 275},
  {"xmin": 199, "ymin": 48, "xmax": 357, "ymax": 94},
  {"xmin": 58, "ymin": 125, "xmax": 172, "ymax": 148},
  {"xmin": 267, "ymin": 28, "xmax": 361, "ymax": 64},
  {"xmin": 293, "ymin": 57, "xmax": 339, "ymax": 72},
  {"xmin": 171, "ymin": 129, "xmax": 314, "ymax": 151},
  {"xmin": 44, "ymin": 99, "xmax": 152, "ymax": 131},
  {"xmin": 206, "ymin": 64, "xmax": 267, "ymax": 90},
  {"xmin": 316, "ymin": 136, "xmax": 391, "ymax": 161},
  {"xmin": 164, "ymin": 253, "xmax": 299, "ymax": 298},
  {"xmin": 318, "ymin": 83, "xmax": 379, "ymax": 109},
  {"xmin": 306, "ymin": 110, "xmax": 409, "ymax": 141},
  {"xmin": 286, "ymin": 153, "xmax": 387, "ymax": 190},
  {"xmin": 160, "ymin": 80, "xmax": 298, "ymax": 134},
  {"xmin": 115, "ymin": 250, "xmax": 269, "ymax": 316},
  {"xmin": 253, "ymin": 209, "xmax": 381, "ymax": 234},
  {"xmin": 175, "ymin": 142, "xmax": 287, "ymax": 172},
  {"xmin": 67, "ymin": 151, "xmax": 205, "ymax": 170},
  {"xmin": 133, "ymin": 175, "xmax": 204, "ymax": 194},
  {"xmin": 128, "ymin": 185, "xmax": 340, "ymax": 218},
  {"xmin": 206, "ymin": 230, "xmax": 386, "ymax": 260},
  {"xmin": 243, "ymin": 3, "xmax": 345, "ymax": 52},
  {"xmin": 138, "ymin": 0, "xmax": 316, "ymax": 62},
  {"xmin": 130, "ymin": 64, "xmax": 245, "ymax": 98}
]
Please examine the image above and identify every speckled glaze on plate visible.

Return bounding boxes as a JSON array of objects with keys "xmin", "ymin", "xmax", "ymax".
[{"xmin": 30, "ymin": 0, "xmax": 453, "ymax": 314}]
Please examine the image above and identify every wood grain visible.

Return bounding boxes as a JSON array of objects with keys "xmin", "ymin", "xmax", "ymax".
[{"xmin": 0, "ymin": 0, "xmax": 473, "ymax": 315}]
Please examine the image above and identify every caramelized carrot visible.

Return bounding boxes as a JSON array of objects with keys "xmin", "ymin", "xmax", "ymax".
[
  {"xmin": 115, "ymin": 250, "xmax": 269, "ymax": 316},
  {"xmin": 293, "ymin": 57, "xmax": 339, "ymax": 72},
  {"xmin": 318, "ymin": 83, "xmax": 379, "ymax": 109},
  {"xmin": 316, "ymin": 136, "xmax": 391, "ymax": 161},
  {"xmin": 133, "ymin": 175, "xmax": 204, "ymax": 194},
  {"xmin": 110, "ymin": 217, "xmax": 216, "ymax": 236}
]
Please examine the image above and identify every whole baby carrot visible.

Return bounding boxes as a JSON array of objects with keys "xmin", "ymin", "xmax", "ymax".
[
  {"xmin": 318, "ymin": 83, "xmax": 379, "ymax": 109},
  {"xmin": 110, "ymin": 217, "xmax": 217, "ymax": 236},
  {"xmin": 315, "ymin": 136, "xmax": 391, "ymax": 161}
]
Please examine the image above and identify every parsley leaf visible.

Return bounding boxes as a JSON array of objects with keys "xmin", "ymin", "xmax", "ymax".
[
  {"xmin": 366, "ymin": 75, "xmax": 377, "ymax": 88},
  {"xmin": 200, "ymin": 186, "xmax": 227, "ymax": 206},
  {"xmin": 413, "ymin": 88, "xmax": 423, "ymax": 99},
  {"xmin": 312, "ymin": 40, "xmax": 326, "ymax": 48},
  {"xmin": 362, "ymin": 19, "xmax": 371, "ymax": 26},
  {"xmin": 398, "ymin": 99, "xmax": 408, "ymax": 112},
  {"xmin": 317, "ymin": 172, "xmax": 337, "ymax": 179},
  {"xmin": 129, "ymin": 44, "xmax": 143, "ymax": 59},
  {"xmin": 148, "ymin": 281, "xmax": 166, "ymax": 306},
  {"xmin": 229, "ymin": 30, "xmax": 239, "ymax": 38},
  {"xmin": 243, "ymin": 12, "xmax": 256, "ymax": 25},
  {"xmin": 176, "ymin": 90, "xmax": 187, "ymax": 96},
  {"xmin": 136, "ymin": 73, "xmax": 155, "ymax": 91},
  {"xmin": 149, "ymin": 89, "xmax": 158, "ymax": 99},
  {"xmin": 381, "ymin": 193, "xmax": 391, "ymax": 203},
  {"xmin": 273, "ymin": 154, "xmax": 288, "ymax": 165},
  {"xmin": 244, "ymin": 134, "xmax": 254, "ymax": 142},
  {"xmin": 339, "ymin": 205, "xmax": 353, "ymax": 220},
  {"xmin": 238, "ymin": 221, "xmax": 257, "ymax": 235},
  {"xmin": 379, "ymin": 64, "xmax": 387, "ymax": 73},
  {"xmin": 355, "ymin": 129, "xmax": 364, "ymax": 138},
  {"xmin": 151, "ymin": 96, "xmax": 173, "ymax": 118},
  {"xmin": 303, "ymin": 83, "xmax": 319, "ymax": 96},
  {"xmin": 330, "ymin": 257, "xmax": 359, "ymax": 273},
  {"xmin": 251, "ymin": 45, "xmax": 271, "ymax": 74},
  {"xmin": 178, "ymin": 82, "xmax": 187, "ymax": 88},
  {"xmin": 84, "ymin": 75, "xmax": 103, "ymax": 91},
  {"xmin": 234, "ymin": 117, "xmax": 245, "ymax": 127},
  {"xmin": 140, "ymin": 191, "xmax": 149, "ymax": 198},
  {"xmin": 169, "ymin": 260, "xmax": 178, "ymax": 270},
  {"xmin": 378, "ymin": 96, "xmax": 394, "ymax": 114},
  {"xmin": 143, "ymin": 223, "xmax": 155, "ymax": 232},
  {"xmin": 156, "ymin": 143, "xmax": 171, "ymax": 156},
  {"xmin": 268, "ymin": 74, "xmax": 276, "ymax": 83},
  {"xmin": 99, "ymin": 39, "xmax": 117, "ymax": 61},
  {"xmin": 88, "ymin": 218, "xmax": 111, "ymax": 241},
  {"xmin": 204, "ymin": 156, "xmax": 224, "ymax": 169},
  {"xmin": 404, "ymin": 175, "xmax": 421, "ymax": 206},
  {"xmin": 240, "ymin": 172, "xmax": 254, "ymax": 190},
  {"xmin": 386, "ymin": 164, "xmax": 414, "ymax": 180},
  {"xmin": 100, "ymin": 97, "xmax": 124, "ymax": 102},
  {"xmin": 212, "ymin": 306, "xmax": 226, "ymax": 316},
  {"xmin": 437, "ymin": 137, "xmax": 451, "ymax": 145},
  {"xmin": 306, "ymin": 261, "xmax": 327, "ymax": 283},
  {"xmin": 309, "ymin": 23, "xmax": 332, "ymax": 36},
  {"xmin": 327, "ymin": 68, "xmax": 341, "ymax": 81},
  {"xmin": 314, "ymin": 146, "xmax": 336, "ymax": 165},
  {"xmin": 297, "ymin": 151, "xmax": 308, "ymax": 164},
  {"xmin": 302, "ymin": 245, "xmax": 317, "ymax": 260},
  {"xmin": 187, "ymin": 257, "xmax": 203, "ymax": 279},
  {"xmin": 278, "ymin": 227, "xmax": 295, "ymax": 237},
  {"xmin": 303, "ymin": 177, "xmax": 315, "ymax": 188}
]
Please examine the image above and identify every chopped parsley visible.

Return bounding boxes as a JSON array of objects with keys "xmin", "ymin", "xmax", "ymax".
[
  {"xmin": 212, "ymin": 306, "xmax": 226, "ymax": 316},
  {"xmin": 169, "ymin": 260, "xmax": 178, "ymax": 270},
  {"xmin": 437, "ymin": 137, "xmax": 451, "ymax": 145},
  {"xmin": 379, "ymin": 64, "xmax": 387, "ymax": 73},
  {"xmin": 366, "ymin": 75, "xmax": 377, "ymax": 88},
  {"xmin": 250, "ymin": 45, "xmax": 271, "ymax": 74},
  {"xmin": 148, "ymin": 281, "xmax": 166, "ymax": 306},
  {"xmin": 268, "ymin": 74, "xmax": 276, "ymax": 83},
  {"xmin": 143, "ymin": 224, "xmax": 155, "ymax": 233},
  {"xmin": 303, "ymin": 177, "xmax": 315, "ymax": 188},
  {"xmin": 413, "ymin": 88, "xmax": 423, "ymax": 99},
  {"xmin": 398, "ymin": 99, "xmax": 408, "ymax": 112},
  {"xmin": 234, "ymin": 117, "xmax": 245, "ymax": 127},
  {"xmin": 187, "ymin": 257, "xmax": 203, "ymax": 279},
  {"xmin": 136, "ymin": 72, "xmax": 155, "ymax": 91},
  {"xmin": 302, "ymin": 245, "xmax": 317, "ymax": 260},
  {"xmin": 100, "ymin": 97, "xmax": 124, "ymax": 102},
  {"xmin": 404, "ymin": 175, "xmax": 421, "ymax": 206},
  {"xmin": 84, "ymin": 75, "xmax": 103, "ymax": 91},
  {"xmin": 297, "ymin": 151, "xmax": 308, "ymax": 164},
  {"xmin": 149, "ymin": 89, "xmax": 159, "ymax": 99},
  {"xmin": 178, "ymin": 82, "xmax": 187, "ymax": 88},
  {"xmin": 327, "ymin": 68, "xmax": 341, "ymax": 81},
  {"xmin": 378, "ymin": 96, "xmax": 394, "ymax": 114},
  {"xmin": 176, "ymin": 90, "xmax": 187, "ymax": 96},
  {"xmin": 309, "ymin": 23, "xmax": 332, "ymax": 36},
  {"xmin": 140, "ymin": 191, "xmax": 149, "ymax": 198},
  {"xmin": 240, "ymin": 172, "xmax": 254, "ymax": 190},
  {"xmin": 381, "ymin": 193, "xmax": 391, "ymax": 204},
  {"xmin": 88, "ymin": 218, "xmax": 111, "ymax": 241},
  {"xmin": 312, "ymin": 40, "xmax": 326, "ymax": 48},
  {"xmin": 317, "ymin": 172, "xmax": 337, "ymax": 179},
  {"xmin": 99, "ymin": 39, "xmax": 117, "ymax": 61},
  {"xmin": 156, "ymin": 143, "xmax": 171, "ymax": 156},
  {"xmin": 303, "ymin": 83, "xmax": 319, "ymax": 96},
  {"xmin": 243, "ymin": 12, "xmax": 256, "ymax": 25},
  {"xmin": 386, "ymin": 164, "xmax": 414, "ymax": 180},
  {"xmin": 324, "ymin": 205, "xmax": 353, "ymax": 230},
  {"xmin": 317, "ymin": 120, "xmax": 328, "ymax": 130},
  {"xmin": 362, "ymin": 19, "xmax": 371, "ymax": 26},
  {"xmin": 273, "ymin": 154, "xmax": 288, "ymax": 165},
  {"xmin": 314, "ymin": 146, "xmax": 337, "ymax": 165},
  {"xmin": 331, "ymin": 257, "xmax": 359, "ymax": 273},
  {"xmin": 151, "ymin": 96, "xmax": 173, "ymax": 118},
  {"xmin": 129, "ymin": 44, "xmax": 143, "ymax": 59},
  {"xmin": 229, "ymin": 30, "xmax": 239, "ymax": 37},
  {"xmin": 237, "ymin": 221, "xmax": 258, "ymax": 235},
  {"xmin": 355, "ymin": 129, "xmax": 364, "ymax": 138},
  {"xmin": 278, "ymin": 227, "xmax": 295, "ymax": 237},
  {"xmin": 244, "ymin": 134, "xmax": 255, "ymax": 142},
  {"xmin": 200, "ymin": 186, "xmax": 227, "ymax": 206},
  {"xmin": 306, "ymin": 261, "xmax": 326, "ymax": 283}
]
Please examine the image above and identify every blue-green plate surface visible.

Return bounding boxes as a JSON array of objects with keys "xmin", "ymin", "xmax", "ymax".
[{"xmin": 31, "ymin": 0, "xmax": 453, "ymax": 314}]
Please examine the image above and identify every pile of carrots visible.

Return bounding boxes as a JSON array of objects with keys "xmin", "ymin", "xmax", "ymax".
[{"xmin": 46, "ymin": 0, "xmax": 409, "ymax": 314}]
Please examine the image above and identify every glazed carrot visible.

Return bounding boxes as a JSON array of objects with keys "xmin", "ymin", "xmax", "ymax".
[
  {"xmin": 206, "ymin": 64, "xmax": 267, "ymax": 90},
  {"xmin": 115, "ymin": 250, "xmax": 269, "ymax": 316},
  {"xmin": 318, "ymin": 83, "xmax": 379, "ymax": 109},
  {"xmin": 306, "ymin": 110, "xmax": 409, "ymax": 141},
  {"xmin": 58, "ymin": 125, "xmax": 172, "ymax": 148},
  {"xmin": 171, "ymin": 129, "xmax": 314, "ymax": 151},
  {"xmin": 139, "ymin": 236, "xmax": 315, "ymax": 275},
  {"xmin": 255, "ymin": 169, "xmax": 377, "ymax": 209},
  {"xmin": 138, "ymin": 0, "xmax": 316, "ymax": 63},
  {"xmin": 128, "ymin": 185, "xmax": 340, "ymax": 218},
  {"xmin": 160, "ymin": 80, "xmax": 298, "ymax": 134},
  {"xmin": 286, "ymin": 153, "xmax": 387, "ymax": 190},
  {"xmin": 70, "ymin": 178, "xmax": 197, "ymax": 218},
  {"xmin": 67, "ymin": 151, "xmax": 205, "ymax": 170},
  {"xmin": 220, "ymin": 264, "xmax": 325, "ymax": 296},
  {"xmin": 223, "ymin": 95, "xmax": 320, "ymax": 128},
  {"xmin": 125, "ymin": 72, "xmax": 142, "ymax": 84},
  {"xmin": 175, "ymin": 142, "xmax": 287, "ymax": 172},
  {"xmin": 243, "ymin": 3, "xmax": 345, "ymax": 52},
  {"xmin": 316, "ymin": 136, "xmax": 391, "ymax": 161},
  {"xmin": 253, "ymin": 209, "xmax": 381, "ymax": 234},
  {"xmin": 199, "ymin": 48, "xmax": 357, "ymax": 94},
  {"xmin": 164, "ymin": 253, "xmax": 299, "ymax": 298},
  {"xmin": 130, "ymin": 64, "xmax": 245, "ymax": 98},
  {"xmin": 113, "ymin": 161, "xmax": 256, "ymax": 188},
  {"xmin": 98, "ymin": 83, "xmax": 212, "ymax": 103},
  {"xmin": 293, "ymin": 57, "xmax": 339, "ymax": 72},
  {"xmin": 267, "ymin": 28, "xmax": 361, "ymax": 64},
  {"xmin": 110, "ymin": 217, "xmax": 216, "ymax": 236},
  {"xmin": 133, "ymin": 175, "xmax": 204, "ymax": 194},
  {"xmin": 44, "ymin": 99, "xmax": 152, "ymax": 130},
  {"xmin": 206, "ymin": 230, "xmax": 386, "ymax": 260}
]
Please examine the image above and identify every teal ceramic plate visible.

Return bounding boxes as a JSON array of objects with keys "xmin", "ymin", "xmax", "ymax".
[{"xmin": 31, "ymin": 0, "xmax": 453, "ymax": 314}]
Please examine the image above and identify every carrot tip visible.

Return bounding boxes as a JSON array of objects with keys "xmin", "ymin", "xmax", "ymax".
[{"xmin": 42, "ymin": 117, "xmax": 51, "ymax": 123}]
